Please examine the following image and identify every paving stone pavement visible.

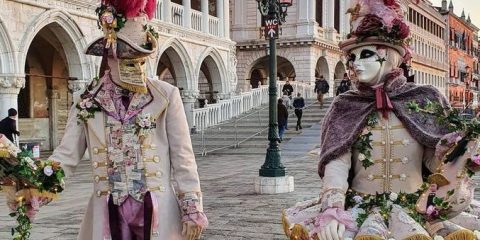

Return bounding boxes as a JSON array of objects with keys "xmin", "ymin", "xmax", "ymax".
[{"xmin": 0, "ymin": 122, "xmax": 478, "ymax": 240}]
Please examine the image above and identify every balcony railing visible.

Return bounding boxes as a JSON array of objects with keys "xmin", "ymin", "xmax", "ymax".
[{"xmin": 153, "ymin": 0, "xmax": 223, "ymax": 38}]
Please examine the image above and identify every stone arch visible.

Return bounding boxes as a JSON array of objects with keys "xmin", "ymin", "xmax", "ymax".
[
  {"xmin": 195, "ymin": 47, "xmax": 228, "ymax": 95},
  {"xmin": 156, "ymin": 38, "xmax": 193, "ymax": 90},
  {"xmin": 18, "ymin": 9, "xmax": 92, "ymax": 81},
  {"xmin": 315, "ymin": 57, "xmax": 330, "ymax": 81},
  {"xmin": 334, "ymin": 61, "xmax": 346, "ymax": 80},
  {"xmin": 0, "ymin": 15, "xmax": 16, "ymax": 74},
  {"xmin": 246, "ymin": 55, "xmax": 296, "ymax": 84}
]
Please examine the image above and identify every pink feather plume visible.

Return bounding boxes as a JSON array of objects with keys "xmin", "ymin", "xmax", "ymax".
[{"xmin": 103, "ymin": 0, "xmax": 157, "ymax": 19}]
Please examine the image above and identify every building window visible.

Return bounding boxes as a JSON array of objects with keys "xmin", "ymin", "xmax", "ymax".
[
  {"xmin": 316, "ymin": 0, "xmax": 323, "ymax": 27},
  {"xmin": 334, "ymin": 0, "xmax": 340, "ymax": 33}
]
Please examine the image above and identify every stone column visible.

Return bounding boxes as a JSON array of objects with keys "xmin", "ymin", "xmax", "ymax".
[
  {"xmin": 327, "ymin": 0, "xmax": 336, "ymax": 40},
  {"xmin": 181, "ymin": 90, "xmax": 199, "ymax": 128},
  {"xmin": 216, "ymin": 0, "xmax": 225, "ymax": 37},
  {"xmin": 183, "ymin": 0, "xmax": 191, "ymax": 29},
  {"xmin": 223, "ymin": 0, "xmax": 230, "ymax": 39},
  {"xmin": 48, "ymin": 89, "xmax": 60, "ymax": 148},
  {"xmin": 296, "ymin": 0, "xmax": 314, "ymax": 36},
  {"xmin": 201, "ymin": 0, "xmax": 209, "ymax": 33},
  {"xmin": 0, "ymin": 75, "xmax": 25, "ymax": 119},
  {"xmin": 164, "ymin": 0, "xmax": 172, "ymax": 23}
]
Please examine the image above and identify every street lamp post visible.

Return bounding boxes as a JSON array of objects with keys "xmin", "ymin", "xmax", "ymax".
[{"xmin": 255, "ymin": 0, "xmax": 293, "ymax": 188}]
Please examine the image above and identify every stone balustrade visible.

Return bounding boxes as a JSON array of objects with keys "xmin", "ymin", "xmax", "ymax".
[{"xmin": 192, "ymin": 81, "xmax": 316, "ymax": 131}]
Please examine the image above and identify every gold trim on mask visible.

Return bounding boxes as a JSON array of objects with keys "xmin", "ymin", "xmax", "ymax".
[{"xmin": 117, "ymin": 57, "xmax": 148, "ymax": 93}]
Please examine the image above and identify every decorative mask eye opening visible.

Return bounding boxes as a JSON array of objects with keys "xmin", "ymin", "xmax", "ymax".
[
  {"xmin": 127, "ymin": 63, "xmax": 135, "ymax": 67},
  {"xmin": 359, "ymin": 49, "xmax": 375, "ymax": 59}
]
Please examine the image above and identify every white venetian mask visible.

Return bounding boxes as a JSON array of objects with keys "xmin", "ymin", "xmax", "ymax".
[{"xmin": 349, "ymin": 46, "xmax": 385, "ymax": 86}]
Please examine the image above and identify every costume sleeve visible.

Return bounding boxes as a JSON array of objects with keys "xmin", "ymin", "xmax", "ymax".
[
  {"xmin": 320, "ymin": 151, "xmax": 352, "ymax": 210},
  {"xmin": 166, "ymin": 88, "xmax": 207, "ymax": 225},
  {"xmin": 423, "ymin": 147, "xmax": 439, "ymax": 173},
  {"xmin": 48, "ymin": 104, "xmax": 87, "ymax": 177},
  {"xmin": 166, "ymin": 88, "xmax": 201, "ymax": 194}
]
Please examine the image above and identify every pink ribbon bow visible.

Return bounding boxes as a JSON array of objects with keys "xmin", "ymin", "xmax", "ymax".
[{"xmin": 374, "ymin": 85, "xmax": 393, "ymax": 119}]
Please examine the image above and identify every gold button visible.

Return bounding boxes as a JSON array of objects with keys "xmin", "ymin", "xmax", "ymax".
[
  {"xmin": 156, "ymin": 171, "xmax": 162, "ymax": 177},
  {"xmin": 382, "ymin": 141, "xmax": 386, "ymax": 145},
  {"xmin": 93, "ymin": 148, "xmax": 99, "ymax": 154},
  {"xmin": 94, "ymin": 176, "xmax": 100, "ymax": 183},
  {"xmin": 93, "ymin": 162, "xmax": 98, "ymax": 168},
  {"xmin": 151, "ymin": 144, "xmax": 157, "ymax": 150},
  {"xmin": 389, "ymin": 159, "xmax": 394, "ymax": 162},
  {"xmin": 382, "ymin": 175, "xmax": 386, "ymax": 178},
  {"xmin": 389, "ymin": 175, "xmax": 393, "ymax": 178},
  {"xmin": 153, "ymin": 156, "xmax": 160, "ymax": 162},
  {"xmin": 382, "ymin": 126, "xmax": 386, "ymax": 129},
  {"xmin": 383, "ymin": 159, "xmax": 387, "ymax": 162},
  {"xmin": 390, "ymin": 141, "xmax": 394, "ymax": 144},
  {"xmin": 96, "ymin": 190, "xmax": 102, "ymax": 197}
]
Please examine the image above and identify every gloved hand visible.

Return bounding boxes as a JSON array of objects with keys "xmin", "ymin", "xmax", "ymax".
[
  {"xmin": 182, "ymin": 220, "xmax": 204, "ymax": 240},
  {"xmin": 319, "ymin": 219, "xmax": 346, "ymax": 240}
]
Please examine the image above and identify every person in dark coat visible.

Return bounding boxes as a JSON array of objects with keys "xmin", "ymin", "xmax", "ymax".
[
  {"xmin": 282, "ymin": 80, "xmax": 294, "ymax": 97},
  {"xmin": 277, "ymin": 98, "xmax": 289, "ymax": 142},
  {"xmin": 336, "ymin": 74, "xmax": 352, "ymax": 96},
  {"xmin": 292, "ymin": 92, "xmax": 305, "ymax": 131},
  {"xmin": 0, "ymin": 108, "xmax": 20, "ymax": 143}
]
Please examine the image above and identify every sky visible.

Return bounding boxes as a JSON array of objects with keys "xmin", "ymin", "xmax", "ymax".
[{"xmin": 430, "ymin": 0, "xmax": 480, "ymax": 27}]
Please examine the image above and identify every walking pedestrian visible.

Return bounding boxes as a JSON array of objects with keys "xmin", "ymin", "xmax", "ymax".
[
  {"xmin": 281, "ymin": 91, "xmax": 291, "ymax": 130},
  {"xmin": 277, "ymin": 98, "xmax": 289, "ymax": 142},
  {"xmin": 282, "ymin": 80, "xmax": 294, "ymax": 97},
  {"xmin": 314, "ymin": 76, "xmax": 329, "ymax": 108},
  {"xmin": 0, "ymin": 108, "xmax": 20, "ymax": 144},
  {"xmin": 292, "ymin": 92, "xmax": 305, "ymax": 131},
  {"xmin": 336, "ymin": 73, "xmax": 351, "ymax": 96}
]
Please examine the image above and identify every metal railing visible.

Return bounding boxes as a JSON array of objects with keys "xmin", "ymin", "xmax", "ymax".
[{"xmin": 193, "ymin": 99, "xmax": 319, "ymax": 156}]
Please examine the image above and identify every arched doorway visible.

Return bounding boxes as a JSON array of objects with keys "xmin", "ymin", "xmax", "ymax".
[
  {"xmin": 18, "ymin": 22, "xmax": 82, "ymax": 150},
  {"xmin": 197, "ymin": 56, "xmax": 222, "ymax": 107},
  {"xmin": 157, "ymin": 47, "xmax": 188, "ymax": 89},
  {"xmin": 248, "ymin": 56, "xmax": 296, "ymax": 88},
  {"xmin": 315, "ymin": 57, "xmax": 330, "ymax": 81},
  {"xmin": 333, "ymin": 61, "xmax": 346, "ymax": 91}
]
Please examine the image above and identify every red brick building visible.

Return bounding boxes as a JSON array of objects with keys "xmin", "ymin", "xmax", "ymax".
[{"xmin": 439, "ymin": 1, "xmax": 479, "ymax": 109}]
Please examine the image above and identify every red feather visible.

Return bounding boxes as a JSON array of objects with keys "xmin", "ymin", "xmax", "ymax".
[{"xmin": 103, "ymin": 0, "xmax": 157, "ymax": 19}]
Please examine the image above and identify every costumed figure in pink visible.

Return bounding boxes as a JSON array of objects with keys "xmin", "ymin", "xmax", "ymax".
[{"xmin": 282, "ymin": 0, "xmax": 480, "ymax": 239}]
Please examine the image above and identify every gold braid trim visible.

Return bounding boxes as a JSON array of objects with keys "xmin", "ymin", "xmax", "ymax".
[
  {"xmin": 114, "ymin": 80, "xmax": 148, "ymax": 94},
  {"xmin": 282, "ymin": 210, "xmax": 291, "ymax": 236},
  {"xmin": 0, "ymin": 149, "xmax": 10, "ymax": 158},
  {"xmin": 403, "ymin": 234, "xmax": 432, "ymax": 240},
  {"xmin": 354, "ymin": 235, "xmax": 385, "ymax": 240},
  {"xmin": 444, "ymin": 229, "xmax": 476, "ymax": 240},
  {"xmin": 289, "ymin": 224, "xmax": 310, "ymax": 240}
]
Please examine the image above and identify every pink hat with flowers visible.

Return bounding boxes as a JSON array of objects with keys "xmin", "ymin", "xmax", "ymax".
[{"xmin": 339, "ymin": 0, "xmax": 413, "ymax": 61}]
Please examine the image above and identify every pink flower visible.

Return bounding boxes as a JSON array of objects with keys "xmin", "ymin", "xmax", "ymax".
[
  {"xmin": 355, "ymin": 14, "xmax": 384, "ymax": 37},
  {"xmin": 392, "ymin": 18, "xmax": 410, "ymax": 39},
  {"xmin": 426, "ymin": 205, "xmax": 439, "ymax": 217},
  {"xmin": 85, "ymin": 101, "xmax": 93, "ymax": 108},
  {"xmin": 472, "ymin": 155, "xmax": 480, "ymax": 165},
  {"xmin": 79, "ymin": 100, "xmax": 86, "ymax": 109},
  {"xmin": 384, "ymin": 0, "xmax": 399, "ymax": 6}
]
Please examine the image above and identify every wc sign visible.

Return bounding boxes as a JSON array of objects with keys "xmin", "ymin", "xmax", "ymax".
[{"xmin": 263, "ymin": 17, "xmax": 279, "ymax": 39}]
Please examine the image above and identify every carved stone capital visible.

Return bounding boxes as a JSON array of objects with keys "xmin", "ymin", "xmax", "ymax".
[
  {"xmin": 68, "ymin": 79, "xmax": 90, "ymax": 93},
  {"xmin": 0, "ymin": 75, "xmax": 25, "ymax": 89},
  {"xmin": 180, "ymin": 89, "xmax": 200, "ymax": 101}
]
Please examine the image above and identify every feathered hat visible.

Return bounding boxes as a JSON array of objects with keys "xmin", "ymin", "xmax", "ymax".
[
  {"xmin": 85, "ymin": 0, "xmax": 158, "ymax": 59},
  {"xmin": 339, "ymin": 0, "xmax": 412, "ymax": 61}
]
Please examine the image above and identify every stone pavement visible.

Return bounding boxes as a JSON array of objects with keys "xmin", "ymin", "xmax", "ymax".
[{"xmin": 0, "ymin": 121, "xmax": 479, "ymax": 239}]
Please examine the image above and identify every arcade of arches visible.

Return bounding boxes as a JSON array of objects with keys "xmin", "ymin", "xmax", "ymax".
[{"xmin": 18, "ymin": 23, "xmax": 77, "ymax": 151}]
